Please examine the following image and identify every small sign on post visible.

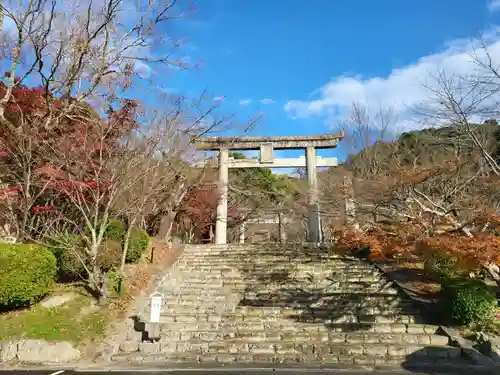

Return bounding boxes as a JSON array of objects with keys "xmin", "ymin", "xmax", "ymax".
[{"xmin": 149, "ymin": 291, "xmax": 163, "ymax": 323}]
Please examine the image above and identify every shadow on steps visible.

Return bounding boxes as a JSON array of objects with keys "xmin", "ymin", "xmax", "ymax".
[{"xmin": 401, "ymin": 346, "xmax": 498, "ymax": 374}]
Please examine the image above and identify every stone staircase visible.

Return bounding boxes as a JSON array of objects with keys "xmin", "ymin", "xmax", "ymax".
[{"xmin": 112, "ymin": 244, "xmax": 475, "ymax": 367}]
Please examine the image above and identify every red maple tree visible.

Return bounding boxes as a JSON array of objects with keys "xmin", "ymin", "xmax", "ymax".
[{"xmin": 0, "ymin": 79, "xmax": 139, "ymax": 239}]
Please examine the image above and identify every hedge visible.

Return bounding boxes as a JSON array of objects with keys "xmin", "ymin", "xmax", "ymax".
[
  {"xmin": 126, "ymin": 227, "xmax": 150, "ymax": 263},
  {"xmin": 439, "ymin": 278, "xmax": 497, "ymax": 326},
  {"xmin": 0, "ymin": 243, "xmax": 57, "ymax": 308},
  {"xmin": 104, "ymin": 219, "xmax": 126, "ymax": 241},
  {"xmin": 48, "ymin": 220, "xmax": 149, "ymax": 282},
  {"xmin": 49, "ymin": 233, "xmax": 86, "ymax": 282}
]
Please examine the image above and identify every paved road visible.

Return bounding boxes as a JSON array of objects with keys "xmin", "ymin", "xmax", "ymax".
[{"xmin": 0, "ymin": 366, "xmax": 499, "ymax": 375}]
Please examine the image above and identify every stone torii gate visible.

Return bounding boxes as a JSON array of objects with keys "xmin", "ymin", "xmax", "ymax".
[{"xmin": 195, "ymin": 133, "xmax": 343, "ymax": 245}]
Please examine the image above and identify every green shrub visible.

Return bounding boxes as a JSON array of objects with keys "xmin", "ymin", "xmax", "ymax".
[
  {"xmin": 424, "ymin": 253, "xmax": 461, "ymax": 281},
  {"xmin": 104, "ymin": 219, "xmax": 125, "ymax": 242},
  {"xmin": 439, "ymin": 278, "xmax": 497, "ymax": 326},
  {"xmin": 48, "ymin": 233, "xmax": 87, "ymax": 282},
  {"xmin": 96, "ymin": 240, "xmax": 122, "ymax": 271},
  {"xmin": 0, "ymin": 243, "xmax": 57, "ymax": 308},
  {"xmin": 126, "ymin": 227, "xmax": 150, "ymax": 263},
  {"xmin": 49, "ymin": 233, "xmax": 123, "ymax": 280}
]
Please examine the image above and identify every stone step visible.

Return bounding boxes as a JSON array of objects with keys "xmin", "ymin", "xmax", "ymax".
[
  {"xmin": 178, "ymin": 259, "xmax": 374, "ymax": 266},
  {"xmin": 178, "ymin": 269, "xmax": 380, "ymax": 277},
  {"xmin": 114, "ymin": 243, "xmax": 458, "ymax": 367},
  {"xmin": 111, "ymin": 351, "xmax": 472, "ymax": 366},
  {"xmin": 155, "ymin": 330, "xmax": 449, "ymax": 346},
  {"xmin": 156, "ymin": 291, "xmax": 405, "ymax": 302},
  {"xmin": 113, "ymin": 342, "xmax": 463, "ymax": 362},
  {"xmin": 141, "ymin": 312, "xmax": 422, "ymax": 325},
  {"xmin": 144, "ymin": 310, "xmax": 421, "ymax": 322},
  {"xmin": 177, "ymin": 256, "xmax": 368, "ymax": 262},
  {"xmin": 144, "ymin": 304, "xmax": 421, "ymax": 317},
  {"xmin": 163, "ymin": 293, "xmax": 410, "ymax": 302},
  {"xmin": 162, "ymin": 284, "xmax": 397, "ymax": 294},
  {"xmin": 155, "ymin": 299, "xmax": 416, "ymax": 311},
  {"xmin": 145, "ymin": 322, "xmax": 440, "ymax": 334}
]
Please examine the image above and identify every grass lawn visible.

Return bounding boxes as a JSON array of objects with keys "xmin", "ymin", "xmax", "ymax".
[{"xmin": 0, "ymin": 285, "xmax": 107, "ymax": 345}]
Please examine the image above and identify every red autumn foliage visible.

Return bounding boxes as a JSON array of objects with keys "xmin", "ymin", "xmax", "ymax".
[
  {"xmin": 417, "ymin": 234, "xmax": 500, "ymax": 271},
  {"xmin": 0, "ymin": 81, "xmax": 139, "ymax": 201},
  {"xmin": 179, "ymin": 184, "xmax": 241, "ymax": 234},
  {"xmin": 31, "ymin": 205, "xmax": 56, "ymax": 213},
  {"xmin": 334, "ymin": 225, "xmax": 500, "ymax": 275}
]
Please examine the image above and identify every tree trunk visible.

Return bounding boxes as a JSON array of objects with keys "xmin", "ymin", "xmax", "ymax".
[
  {"xmin": 120, "ymin": 219, "xmax": 136, "ymax": 274},
  {"xmin": 157, "ymin": 182, "xmax": 188, "ymax": 241},
  {"xmin": 158, "ymin": 210, "xmax": 177, "ymax": 241}
]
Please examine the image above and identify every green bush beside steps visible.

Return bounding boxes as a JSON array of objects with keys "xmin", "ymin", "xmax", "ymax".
[{"xmin": 0, "ymin": 243, "xmax": 57, "ymax": 309}]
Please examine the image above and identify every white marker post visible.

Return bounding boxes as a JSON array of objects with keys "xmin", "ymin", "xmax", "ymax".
[{"xmin": 149, "ymin": 291, "xmax": 163, "ymax": 323}]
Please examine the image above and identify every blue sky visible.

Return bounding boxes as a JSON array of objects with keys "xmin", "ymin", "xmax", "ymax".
[
  {"xmin": 3, "ymin": 0, "xmax": 500, "ymax": 166},
  {"xmin": 158, "ymin": 0, "xmax": 500, "ymax": 164}
]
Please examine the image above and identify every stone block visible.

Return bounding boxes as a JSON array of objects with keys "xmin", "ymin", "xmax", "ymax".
[
  {"xmin": 344, "ymin": 345, "xmax": 364, "ymax": 356},
  {"xmin": 160, "ymin": 342, "xmax": 177, "ymax": 353},
  {"xmin": 354, "ymin": 356, "xmax": 375, "ymax": 365},
  {"xmin": 329, "ymin": 333, "xmax": 346, "ymax": 343},
  {"xmin": 337, "ymin": 356, "xmax": 354, "ymax": 364},
  {"xmin": 377, "ymin": 333, "xmax": 401, "ymax": 344},
  {"xmin": 138, "ymin": 342, "xmax": 161, "ymax": 354},
  {"xmin": 405, "ymin": 345, "xmax": 427, "ymax": 356},
  {"xmin": 228, "ymin": 343, "xmax": 249, "ymax": 354},
  {"xmin": 387, "ymin": 345, "xmax": 406, "ymax": 357},
  {"xmin": 248, "ymin": 343, "xmax": 276, "ymax": 354},
  {"xmin": 0, "ymin": 341, "xmax": 18, "ymax": 362},
  {"xmin": 235, "ymin": 354, "xmax": 255, "ymax": 363},
  {"xmin": 295, "ymin": 343, "xmax": 314, "ymax": 354},
  {"xmin": 373, "ymin": 324, "xmax": 392, "ymax": 333},
  {"xmin": 252, "ymin": 354, "xmax": 280, "ymax": 362},
  {"xmin": 275, "ymin": 343, "xmax": 297, "ymax": 354},
  {"xmin": 322, "ymin": 356, "xmax": 339, "ymax": 363},
  {"xmin": 208, "ymin": 342, "xmax": 228, "ymax": 353},
  {"xmin": 423, "ymin": 325, "xmax": 439, "ymax": 334},
  {"xmin": 430, "ymin": 334, "xmax": 449, "ymax": 346},
  {"xmin": 216, "ymin": 354, "xmax": 237, "ymax": 363},
  {"xmin": 16, "ymin": 340, "xmax": 80, "ymax": 363},
  {"xmin": 406, "ymin": 324, "xmax": 425, "ymax": 334},
  {"xmin": 401, "ymin": 334, "xmax": 421, "ymax": 345},
  {"xmin": 119, "ymin": 341, "xmax": 139, "ymax": 353},
  {"xmin": 391, "ymin": 324, "xmax": 407, "ymax": 333},
  {"xmin": 176, "ymin": 314, "xmax": 204, "ymax": 323},
  {"xmin": 415, "ymin": 334, "xmax": 432, "ymax": 345},
  {"xmin": 345, "ymin": 332, "xmax": 368, "ymax": 344},
  {"xmin": 266, "ymin": 331, "xmax": 282, "ymax": 340},
  {"xmin": 365, "ymin": 345, "xmax": 388, "ymax": 357},
  {"xmin": 126, "ymin": 330, "xmax": 143, "ymax": 341},
  {"xmin": 313, "ymin": 344, "xmax": 332, "ymax": 356},
  {"xmin": 375, "ymin": 316, "xmax": 397, "ymax": 324}
]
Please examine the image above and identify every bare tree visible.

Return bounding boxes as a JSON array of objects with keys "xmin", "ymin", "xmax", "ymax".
[{"xmin": 0, "ymin": 0, "xmax": 195, "ymax": 241}]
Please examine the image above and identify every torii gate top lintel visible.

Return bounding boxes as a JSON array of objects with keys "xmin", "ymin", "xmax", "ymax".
[{"xmin": 195, "ymin": 132, "xmax": 344, "ymax": 151}]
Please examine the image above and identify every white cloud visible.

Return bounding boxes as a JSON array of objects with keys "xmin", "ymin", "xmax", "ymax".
[
  {"xmin": 213, "ymin": 96, "xmax": 225, "ymax": 101},
  {"xmin": 134, "ymin": 61, "xmax": 154, "ymax": 78},
  {"xmin": 261, "ymin": 98, "xmax": 276, "ymax": 105},
  {"xmin": 239, "ymin": 99, "xmax": 252, "ymax": 105},
  {"xmin": 489, "ymin": 0, "xmax": 500, "ymax": 12},
  {"xmin": 284, "ymin": 29, "xmax": 500, "ymax": 131}
]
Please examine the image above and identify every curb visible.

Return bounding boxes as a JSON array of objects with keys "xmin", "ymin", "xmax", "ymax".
[{"xmin": 70, "ymin": 362, "xmax": 500, "ymax": 374}]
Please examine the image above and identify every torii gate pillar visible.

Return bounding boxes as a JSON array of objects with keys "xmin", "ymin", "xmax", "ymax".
[
  {"xmin": 215, "ymin": 148, "xmax": 229, "ymax": 245},
  {"xmin": 306, "ymin": 146, "xmax": 321, "ymax": 243}
]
